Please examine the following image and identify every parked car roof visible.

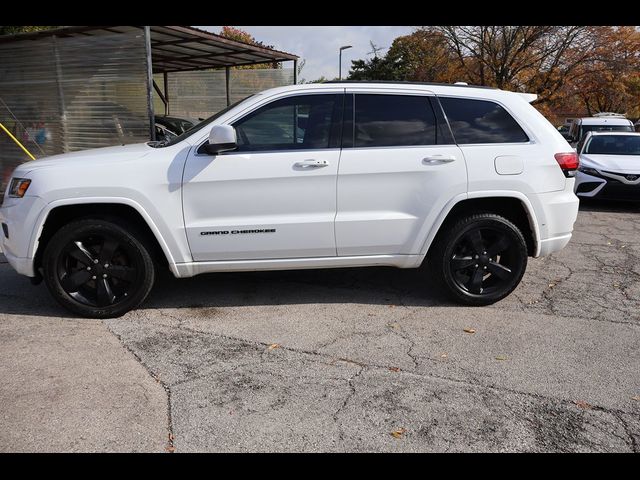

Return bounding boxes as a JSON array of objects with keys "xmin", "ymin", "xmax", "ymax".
[
  {"xmin": 584, "ymin": 131, "xmax": 640, "ymax": 137},
  {"xmin": 577, "ymin": 117, "xmax": 633, "ymax": 126}
]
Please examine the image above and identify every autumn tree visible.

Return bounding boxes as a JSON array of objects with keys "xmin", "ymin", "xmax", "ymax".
[
  {"xmin": 384, "ymin": 29, "xmax": 461, "ymax": 83},
  {"xmin": 563, "ymin": 26, "xmax": 640, "ymax": 117},
  {"xmin": 219, "ymin": 26, "xmax": 281, "ymax": 69},
  {"xmin": 428, "ymin": 26, "xmax": 600, "ymax": 105}
]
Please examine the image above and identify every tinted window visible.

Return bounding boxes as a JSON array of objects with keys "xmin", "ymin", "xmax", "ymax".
[
  {"xmin": 160, "ymin": 95, "xmax": 254, "ymax": 148},
  {"xmin": 440, "ymin": 97, "xmax": 529, "ymax": 144},
  {"xmin": 232, "ymin": 94, "xmax": 341, "ymax": 152},
  {"xmin": 579, "ymin": 124, "xmax": 633, "ymax": 141},
  {"xmin": 585, "ymin": 135, "xmax": 640, "ymax": 155},
  {"xmin": 354, "ymin": 94, "xmax": 441, "ymax": 147}
]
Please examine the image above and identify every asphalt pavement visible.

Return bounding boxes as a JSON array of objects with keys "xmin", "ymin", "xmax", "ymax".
[{"xmin": 1, "ymin": 199, "xmax": 639, "ymax": 452}]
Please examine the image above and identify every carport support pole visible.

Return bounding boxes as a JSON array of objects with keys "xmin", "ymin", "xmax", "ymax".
[
  {"xmin": 225, "ymin": 66, "xmax": 231, "ymax": 107},
  {"xmin": 293, "ymin": 59, "xmax": 298, "ymax": 84},
  {"xmin": 144, "ymin": 26, "xmax": 156, "ymax": 141},
  {"xmin": 52, "ymin": 35, "xmax": 68, "ymax": 152},
  {"xmin": 163, "ymin": 72, "xmax": 169, "ymax": 116}
]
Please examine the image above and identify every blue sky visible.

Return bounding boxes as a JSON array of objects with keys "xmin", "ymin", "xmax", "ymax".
[{"xmin": 197, "ymin": 26, "xmax": 414, "ymax": 82}]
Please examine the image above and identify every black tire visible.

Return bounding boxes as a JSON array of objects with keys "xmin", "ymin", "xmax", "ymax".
[
  {"xmin": 428, "ymin": 213, "xmax": 528, "ymax": 306},
  {"xmin": 42, "ymin": 218, "xmax": 155, "ymax": 318}
]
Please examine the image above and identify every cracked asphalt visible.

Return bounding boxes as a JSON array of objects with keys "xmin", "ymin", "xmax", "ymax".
[{"xmin": 1, "ymin": 198, "xmax": 639, "ymax": 452}]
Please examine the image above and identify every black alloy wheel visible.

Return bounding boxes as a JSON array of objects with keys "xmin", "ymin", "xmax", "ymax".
[
  {"xmin": 430, "ymin": 213, "xmax": 528, "ymax": 305},
  {"xmin": 43, "ymin": 219, "xmax": 155, "ymax": 318},
  {"xmin": 56, "ymin": 234, "xmax": 139, "ymax": 308}
]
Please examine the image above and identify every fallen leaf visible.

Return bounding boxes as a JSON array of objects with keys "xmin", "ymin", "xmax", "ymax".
[
  {"xmin": 440, "ymin": 353, "xmax": 448, "ymax": 359},
  {"xmin": 267, "ymin": 343, "xmax": 280, "ymax": 350},
  {"xmin": 389, "ymin": 323, "xmax": 400, "ymax": 329},
  {"xmin": 389, "ymin": 304, "xmax": 396, "ymax": 308},
  {"xmin": 548, "ymin": 283, "xmax": 556, "ymax": 288},
  {"xmin": 390, "ymin": 427, "xmax": 407, "ymax": 439},
  {"xmin": 621, "ymin": 245, "xmax": 627, "ymax": 249},
  {"xmin": 607, "ymin": 241, "xmax": 612, "ymax": 245},
  {"xmin": 495, "ymin": 355, "xmax": 508, "ymax": 361},
  {"xmin": 573, "ymin": 400, "xmax": 593, "ymax": 410},
  {"xmin": 463, "ymin": 328, "xmax": 476, "ymax": 334},
  {"xmin": 613, "ymin": 283, "xmax": 620, "ymax": 288},
  {"xmin": 389, "ymin": 367, "xmax": 401, "ymax": 372},
  {"xmin": 165, "ymin": 446, "xmax": 176, "ymax": 453},
  {"xmin": 632, "ymin": 395, "xmax": 640, "ymax": 401},
  {"xmin": 168, "ymin": 433, "xmax": 174, "ymax": 441}
]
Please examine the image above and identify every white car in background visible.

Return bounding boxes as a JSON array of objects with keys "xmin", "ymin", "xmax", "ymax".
[
  {"xmin": 567, "ymin": 115, "xmax": 635, "ymax": 147},
  {"xmin": 575, "ymin": 131, "xmax": 640, "ymax": 201}
]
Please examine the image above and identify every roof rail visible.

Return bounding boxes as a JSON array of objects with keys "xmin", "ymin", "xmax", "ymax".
[{"xmin": 322, "ymin": 80, "xmax": 498, "ymax": 90}]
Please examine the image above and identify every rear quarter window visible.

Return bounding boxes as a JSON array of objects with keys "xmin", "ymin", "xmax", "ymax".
[{"xmin": 439, "ymin": 97, "xmax": 529, "ymax": 144}]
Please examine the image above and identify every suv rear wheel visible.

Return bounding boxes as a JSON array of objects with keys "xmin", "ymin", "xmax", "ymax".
[
  {"xmin": 42, "ymin": 218, "xmax": 155, "ymax": 318},
  {"xmin": 429, "ymin": 213, "xmax": 528, "ymax": 305}
]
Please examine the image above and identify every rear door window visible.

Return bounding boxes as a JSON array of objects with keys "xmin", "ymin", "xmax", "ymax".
[{"xmin": 352, "ymin": 94, "xmax": 452, "ymax": 148}]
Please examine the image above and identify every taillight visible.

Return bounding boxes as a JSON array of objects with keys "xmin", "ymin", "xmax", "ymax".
[{"xmin": 554, "ymin": 152, "xmax": 579, "ymax": 178}]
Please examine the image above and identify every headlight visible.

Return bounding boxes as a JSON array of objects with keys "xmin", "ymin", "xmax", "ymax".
[
  {"xmin": 578, "ymin": 166, "xmax": 599, "ymax": 176},
  {"xmin": 8, "ymin": 178, "xmax": 31, "ymax": 198}
]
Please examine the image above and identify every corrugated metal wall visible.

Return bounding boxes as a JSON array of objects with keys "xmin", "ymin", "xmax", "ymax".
[
  {"xmin": 154, "ymin": 68, "xmax": 294, "ymax": 121},
  {"xmin": 0, "ymin": 30, "xmax": 294, "ymax": 199},
  {"xmin": 0, "ymin": 31, "xmax": 149, "ymax": 197}
]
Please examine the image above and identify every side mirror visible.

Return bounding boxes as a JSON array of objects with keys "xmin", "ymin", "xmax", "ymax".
[{"xmin": 203, "ymin": 125, "xmax": 237, "ymax": 155}]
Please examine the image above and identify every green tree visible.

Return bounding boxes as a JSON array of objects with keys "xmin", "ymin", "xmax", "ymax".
[
  {"xmin": 347, "ymin": 33, "xmax": 460, "ymax": 83},
  {"xmin": 348, "ymin": 42, "xmax": 398, "ymax": 80}
]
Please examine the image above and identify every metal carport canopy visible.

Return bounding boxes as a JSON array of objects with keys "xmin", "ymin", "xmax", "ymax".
[
  {"xmin": 147, "ymin": 25, "xmax": 298, "ymax": 73},
  {"xmin": 0, "ymin": 25, "xmax": 299, "ymax": 72},
  {"xmin": 0, "ymin": 25, "xmax": 299, "ymax": 141}
]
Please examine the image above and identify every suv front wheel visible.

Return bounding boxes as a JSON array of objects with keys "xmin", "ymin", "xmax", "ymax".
[
  {"xmin": 429, "ymin": 213, "xmax": 528, "ymax": 306},
  {"xmin": 42, "ymin": 218, "xmax": 155, "ymax": 318}
]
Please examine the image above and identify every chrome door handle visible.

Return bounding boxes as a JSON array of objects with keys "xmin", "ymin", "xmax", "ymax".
[
  {"xmin": 422, "ymin": 155, "xmax": 456, "ymax": 164},
  {"xmin": 295, "ymin": 159, "xmax": 329, "ymax": 168}
]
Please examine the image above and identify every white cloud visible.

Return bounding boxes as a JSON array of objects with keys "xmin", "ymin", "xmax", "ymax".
[{"xmin": 196, "ymin": 26, "xmax": 414, "ymax": 82}]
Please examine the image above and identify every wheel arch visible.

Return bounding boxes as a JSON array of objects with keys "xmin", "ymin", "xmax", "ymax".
[
  {"xmin": 420, "ymin": 192, "xmax": 541, "ymax": 259},
  {"xmin": 31, "ymin": 198, "xmax": 178, "ymax": 276}
]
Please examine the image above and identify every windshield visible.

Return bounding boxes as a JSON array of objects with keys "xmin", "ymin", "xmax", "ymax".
[
  {"xmin": 580, "ymin": 125, "xmax": 633, "ymax": 138},
  {"xmin": 151, "ymin": 95, "xmax": 255, "ymax": 148},
  {"xmin": 585, "ymin": 135, "xmax": 640, "ymax": 155}
]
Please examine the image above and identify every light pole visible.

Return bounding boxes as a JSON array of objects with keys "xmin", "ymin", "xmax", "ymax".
[{"xmin": 339, "ymin": 45, "xmax": 352, "ymax": 81}]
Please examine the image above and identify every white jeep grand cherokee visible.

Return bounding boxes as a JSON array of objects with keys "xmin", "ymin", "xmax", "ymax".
[{"xmin": 0, "ymin": 82, "xmax": 580, "ymax": 318}]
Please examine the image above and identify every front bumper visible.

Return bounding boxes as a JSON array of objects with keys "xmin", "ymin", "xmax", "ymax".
[
  {"xmin": 575, "ymin": 170, "xmax": 640, "ymax": 201},
  {"xmin": 0, "ymin": 195, "xmax": 46, "ymax": 277}
]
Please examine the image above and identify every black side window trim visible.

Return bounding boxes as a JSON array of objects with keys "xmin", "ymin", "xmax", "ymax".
[
  {"xmin": 429, "ymin": 95, "xmax": 456, "ymax": 146},
  {"xmin": 341, "ymin": 93, "xmax": 354, "ymax": 149}
]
